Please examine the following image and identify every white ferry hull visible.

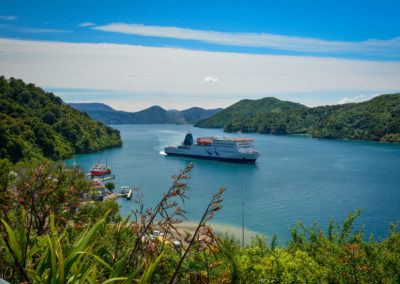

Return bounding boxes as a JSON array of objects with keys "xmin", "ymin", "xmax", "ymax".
[{"xmin": 164, "ymin": 145, "xmax": 260, "ymax": 164}]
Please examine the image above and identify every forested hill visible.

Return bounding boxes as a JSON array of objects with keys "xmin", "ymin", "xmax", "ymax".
[
  {"xmin": 194, "ymin": 97, "xmax": 306, "ymax": 128},
  {"xmin": 69, "ymin": 103, "xmax": 222, "ymax": 124},
  {"xmin": 0, "ymin": 77, "xmax": 122, "ymax": 163},
  {"xmin": 225, "ymin": 93, "xmax": 400, "ymax": 143}
]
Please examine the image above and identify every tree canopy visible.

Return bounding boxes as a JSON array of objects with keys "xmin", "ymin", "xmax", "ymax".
[
  {"xmin": 0, "ymin": 76, "xmax": 122, "ymax": 162},
  {"xmin": 224, "ymin": 94, "xmax": 400, "ymax": 142},
  {"xmin": 195, "ymin": 97, "xmax": 306, "ymax": 128}
]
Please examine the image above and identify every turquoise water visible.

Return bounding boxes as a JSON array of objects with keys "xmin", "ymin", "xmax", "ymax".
[{"xmin": 67, "ymin": 124, "xmax": 400, "ymax": 242}]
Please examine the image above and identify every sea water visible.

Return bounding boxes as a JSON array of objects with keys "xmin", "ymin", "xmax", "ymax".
[{"xmin": 67, "ymin": 124, "xmax": 400, "ymax": 243}]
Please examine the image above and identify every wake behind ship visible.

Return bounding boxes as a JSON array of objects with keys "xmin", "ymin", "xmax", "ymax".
[{"xmin": 164, "ymin": 132, "xmax": 261, "ymax": 164}]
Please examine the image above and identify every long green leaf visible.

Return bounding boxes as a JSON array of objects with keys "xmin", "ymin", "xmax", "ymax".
[
  {"xmin": 28, "ymin": 236, "xmax": 47, "ymax": 259},
  {"xmin": 36, "ymin": 246, "xmax": 50, "ymax": 277},
  {"xmin": 102, "ymin": 277, "xmax": 128, "ymax": 284},
  {"xmin": 90, "ymin": 264, "xmax": 97, "ymax": 284},
  {"xmin": 138, "ymin": 252, "xmax": 164, "ymax": 284},
  {"xmin": 111, "ymin": 249, "xmax": 130, "ymax": 278},
  {"xmin": 90, "ymin": 253, "xmax": 113, "ymax": 271},
  {"xmin": 18, "ymin": 208, "xmax": 26, "ymax": 260},
  {"xmin": 1, "ymin": 219, "xmax": 23, "ymax": 265},
  {"xmin": 115, "ymin": 261, "xmax": 145, "ymax": 284},
  {"xmin": 78, "ymin": 263, "xmax": 96, "ymax": 284},
  {"xmin": 64, "ymin": 211, "xmax": 109, "ymax": 276},
  {"xmin": 46, "ymin": 234, "xmax": 57, "ymax": 284},
  {"xmin": 26, "ymin": 268, "xmax": 44, "ymax": 283},
  {"xmin": 56, "ymin": 236, "xmax": 65, "ymax": 284}
]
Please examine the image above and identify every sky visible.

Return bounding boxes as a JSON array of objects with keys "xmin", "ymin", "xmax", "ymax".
[{"xmin": 0, "ymin": 0, "xmax": 400, "ymax": 111}]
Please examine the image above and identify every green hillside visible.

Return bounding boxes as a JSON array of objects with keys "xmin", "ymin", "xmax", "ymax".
[
  {"xmin": 0, "ymin": 76, "xmax": 122, "ymax": 163},
  {"xmin": 194, "ymin": 97, "xmax": 306, "ymax": 128},
  {"xmin": 225, "ymin": 93, "xmax": 400, "ymax": 142}
]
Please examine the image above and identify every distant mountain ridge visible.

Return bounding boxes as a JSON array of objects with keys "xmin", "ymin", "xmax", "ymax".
[
  {"xmin": 68, "ymin": 103, "xmax": 222, "ymax": 124},
  {"xmin": 67, "ymin": 103, "xmax": 115, "ymax": 112},
  {"xmin": 194, "ymin": 97, "xmax": 306, "ymax": 128}
]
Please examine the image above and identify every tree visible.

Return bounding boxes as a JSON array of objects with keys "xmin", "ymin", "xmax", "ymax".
[
  {"xmin": 8, "ymin": 160, "xmax": 91, "ymax": 235},
  {"xmin": 105, "ymin": 181, "xmax": 115, "ymax": 192}
]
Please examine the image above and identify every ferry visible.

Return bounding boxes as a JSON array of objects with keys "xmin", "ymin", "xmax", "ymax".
[{"xmin": 164, "ymin": 132, "xmax": 261, "ymax": 164}]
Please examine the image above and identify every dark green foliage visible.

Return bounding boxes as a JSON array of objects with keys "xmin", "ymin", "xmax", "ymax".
[
  {"xmin": 69, "ymin": 103, "xmax": 222, "ymax": 124},
  {"xmin": 105, "ymin": 181, "xmax": 115, "ymax": 192},
  {"xmin": 0, "ymin": 76, "xmax": 122, "ymax": 162},
  {"xmin": 195, "ymin": 97, "xmax": 306, "ymax": 128},
  {"xmin": 216, "ymin": 210, "xmax": 400, "ymax": 283},
  {"xmin": 0, "ymin": 159, "xmax": 12, "ymax": 192},
  {"xmin": 1, "ymin": 160, "xmax": 400, "ymax": 282},
  {"xmin": 225, "ymin": 94, "xmax": 400, "ymax": 142}
]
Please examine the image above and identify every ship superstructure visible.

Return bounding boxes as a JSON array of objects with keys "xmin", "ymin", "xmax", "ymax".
[{"xmin": 164, "ymin": 132, "xmax": 261, "ymax": 163}]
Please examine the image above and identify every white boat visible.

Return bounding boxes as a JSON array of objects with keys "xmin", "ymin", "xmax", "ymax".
[
  {"xmin": 121, "ymin": 186, "xmax": 130, "ymax": 195},
  {"xmin": 164, "ymin": 132, "xmax": 261, "ymax": 164},
  {"xmin": 121, "ymin": 186, "xmax": 133, "ymax": 199}
]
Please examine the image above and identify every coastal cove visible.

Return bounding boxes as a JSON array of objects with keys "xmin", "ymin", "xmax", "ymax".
[{"xmin": 67, "ymin": 124, "xmax": 400, "ymax": 242}]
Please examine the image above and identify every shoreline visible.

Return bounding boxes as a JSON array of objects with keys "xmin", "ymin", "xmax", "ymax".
[{"xmin": 175, "ymin": 221, "xmax": 261, "ymax": 242}]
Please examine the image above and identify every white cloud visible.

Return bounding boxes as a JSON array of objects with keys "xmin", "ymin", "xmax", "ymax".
[
  {"xmin": 204, "ymin": 76, "xmax": 221, "ymax": 84},
  {"xmin": 0, "ymin": 16, "xmax": 17, "ymax": 21},
  {"xmin": 338, "ymin": 94, "xmax": 367, "ymax": 104},
  {"xmin": 93, "ymin": 23, "xmax": 400, "ymax": 57},
  {"xmin": 19, "ymin": 27, "xmax": 71, "ymax": 33},
  {"xmin": 0, "ymin": 24, "xmax": 71, "ymax": 33},
  {"xmin": 337, "ymin": 93, "xmax": 385, "ymax": 104},
  {"xmin": 0, "ymin": 38, "xmax": 399, "ymax": 111},
  {"xmin": 79, "ymin": 22, "xmax": 96, "ymax": 27}
]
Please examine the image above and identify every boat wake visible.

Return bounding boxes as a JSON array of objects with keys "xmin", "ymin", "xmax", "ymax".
[{"xmin": 159, "ymin": 151, "xmax": 167, "ymax": 156}]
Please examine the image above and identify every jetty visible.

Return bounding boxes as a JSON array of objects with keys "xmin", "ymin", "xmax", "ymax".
[
  {"xmin": 100, "ymin": 175, "xmax": 115, "ymax": 182},
  {"xmin": 127, "ymin": 189, "xmax": 133, "ymax": 199}
]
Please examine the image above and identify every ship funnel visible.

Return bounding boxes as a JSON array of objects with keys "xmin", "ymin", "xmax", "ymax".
[{"xmin": 183, "ymin": 132, "xmax": 194, "ymax": 146}]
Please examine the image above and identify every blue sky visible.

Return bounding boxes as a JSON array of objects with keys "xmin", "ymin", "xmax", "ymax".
[{"xmin": 1, "ymin": 0, "xmax": 400, "ymax": 110}]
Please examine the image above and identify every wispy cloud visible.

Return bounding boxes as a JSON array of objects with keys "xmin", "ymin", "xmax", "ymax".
[
  {"xmin": 19, "ymin": 27, "xmax": 71, "ymax": 33},
  {"xmin": 338, "ymin": 93, "xmax": 383, "ymax": 104},
  {"xmin": 0, "ymin": 15, "xmax": 17, "ymax": 21},
  {"xmin": 79, "ymin": 22, "xmax": 95, "ymax": 27},
  {"xmin": 93, "ymin": 23, "xmax": 400, "ymax": 57},
  {"xmin": 0, "ymin": 24, "xmax": 71, "ymax": 33},
  {"xmin": 0, "ymin": 38, "xmax": 399, "ymax": 111}
]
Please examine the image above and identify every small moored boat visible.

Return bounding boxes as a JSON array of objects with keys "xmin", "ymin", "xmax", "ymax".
[
  {"xmin": 121, "ymin": 186, "xmax": 133, "ymax": 199},
  {"xmin": 90, "ymin": 163, "xmax": 111, "ymax": 176},
  {"xmin": 120, "ymin": 186, "xmax": 130, "ymax": 195}
]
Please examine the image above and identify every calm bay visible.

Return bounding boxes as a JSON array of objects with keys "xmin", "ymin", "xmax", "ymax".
[{"xmin": 67, "ymin": 124, "xmax": 400, "ymax": 242}]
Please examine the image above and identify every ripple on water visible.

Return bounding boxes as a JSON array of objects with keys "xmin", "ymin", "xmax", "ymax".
[{"xmin": 66, "ymin": 124, "xmax": 400, "ymax": 242}]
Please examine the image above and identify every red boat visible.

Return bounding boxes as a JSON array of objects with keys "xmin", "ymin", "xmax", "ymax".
[{"xmin": 90, "ymin": 163, "xmax": 111, "ymax": 176}]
